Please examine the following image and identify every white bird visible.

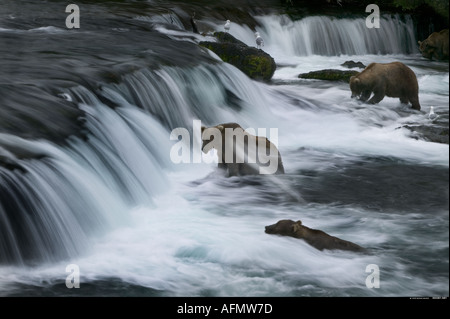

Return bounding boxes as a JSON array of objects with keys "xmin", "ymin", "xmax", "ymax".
[
  {"xmin": 255, "ymin": 32, "xmax": 264, "ymax": 49},
  {"xmin": 224, "ymin": 20, "xmax": 231, "ymax": 33},
  {"xmin": 428, "ymin": 106, "xmax": 439, "ymax": 121}
]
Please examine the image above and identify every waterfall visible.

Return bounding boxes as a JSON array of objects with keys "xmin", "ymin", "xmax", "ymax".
[
  {"xmin": 0, "ymin": 138, "xmax": 125, "ymax": 265},
  {"xmin": 0, "ymin": 86, "xmax": 173, "ymax": 265},
  {"xmin": 0, "ymin": 61, "xmax": 277, "ymax": 265},
  {"xmin": 223, "ymin": 14, "xmax": 418, "ymax": 56},
  {"xmin": 101, "ymin": 63, "xmax": 275, "ymax": 129},
  {"xmin": 0, "ymin": 2, "xmax": 448, "ymax": 297},
  {"xmin": 0, "ymin": 11, "xmax": 421, "ymax": 263},
  {"xmin": 0, "ymin": 10, "xmax": 427, "ymax": 265}
]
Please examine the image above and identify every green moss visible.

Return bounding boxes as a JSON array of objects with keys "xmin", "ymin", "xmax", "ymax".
[
  {"xmin": 392, "ymin": 0, "xmax": 449, "ymax": 19},
  {"xmin": 199, "ymin": 35, "xmax": 276, "ymax": 81},
  {"xmin": 245, "ymin": 55, "xmax": 276, "ymax": 81},
  {"xmin": 298, "ymin": 69, "xmax": 359, "ymax": 82},
  {"xmin": 392, "ymin": 0, "xmax": 422, "ymax": 9},
  {"xmin": 425, "ymin": 0, "xmax": 450, "ymax": 20}
]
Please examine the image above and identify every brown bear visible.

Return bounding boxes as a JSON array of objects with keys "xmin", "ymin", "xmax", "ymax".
[
  {"xmin": 418, "ymin": 29, "xmax": 449, "ymax": 61},
  {"xmin": 201, "ymin": 122, "xmax": 285, "ymax": 176},
  {"xmin": 265, "ymin": 219, "xmax": 366, "ymax": 253},
  {"xmin": 349, "ymin": 62, "xmax": 421, "ymax": 111}
]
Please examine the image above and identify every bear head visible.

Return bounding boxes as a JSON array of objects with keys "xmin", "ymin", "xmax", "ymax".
[
  {"xmin": 349, "ymin": 76, "xmax": 363, "ymax": 98},
  {"xmin": 265, "ymin": 219, "xmax": 303, "ymax": 236},
  {"xmin": 418, "ymin": 30, "xmax": 449, "ymax": 60},
  {"xmin": 201, "ymin": 123, "xmax": 244, "ymax": 154},
  {"xmin": 201, "ymin": 125, "xmax": 224, "ymax": 154},
  {"xmin": 418, "ymin": 38, "xmax": 436, "ymax": 60}
]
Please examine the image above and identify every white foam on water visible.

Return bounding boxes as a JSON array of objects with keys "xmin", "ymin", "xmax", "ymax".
[{"xmin": 0, "ymin": 12, "xmax": 447, "ymax": 297}]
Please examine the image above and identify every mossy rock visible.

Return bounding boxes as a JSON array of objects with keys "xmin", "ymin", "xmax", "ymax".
[
  {"xmin": 298, "ymin": 69, "xmax": 359, "ymax": 82},
  {"xmin": 212, "ymin": 31, "xmax": 248, "ymax": 46},
  {"xmin": 200, "ymin": 32, "xmax": 276, "ymax": 81}
]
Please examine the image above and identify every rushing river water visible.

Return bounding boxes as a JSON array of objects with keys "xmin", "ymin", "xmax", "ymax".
[{"xmin": 0, "ymin": 1, "xmax": 448, "ymax": 297}]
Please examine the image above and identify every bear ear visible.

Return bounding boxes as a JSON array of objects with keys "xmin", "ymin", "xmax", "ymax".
[
  {"xmin": 296, "ymin": 220, "xmax": 302, "ymax": 225},
  {"xmin": 418, "ymin": 40, "xmax": 422, "ymax": 45},
  {"xmin": 216, "ymin": 125, "xmax": 224, "ymax": 132}
]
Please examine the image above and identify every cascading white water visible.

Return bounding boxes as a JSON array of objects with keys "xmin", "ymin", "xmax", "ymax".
[
  {"xmin": 109, "ymin": 63, "xmax": 275, "ymax": 130},
  {"xmin": 0, "ymin": 61, "xmax": 276, "ymax": 265},
  {"xmin": 214, "ymin": 14, "xmax": 417, "ymax": 57},
  {"xmin": 0, "ymin": 84, "xmax": 179, "ymax": 265},
  {"xmin": 1, "ymin": 56, "xmax": 446, "ymax": 266},
  {"xmin": 0, "ymin": 136, "xmax": 127, "ymax": 264},
  {"xmin": 0, "ymin": 9, "xmax": 448, "ymax": 297}
]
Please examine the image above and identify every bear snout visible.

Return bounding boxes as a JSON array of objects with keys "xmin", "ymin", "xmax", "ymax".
[
  {"xmin": 265, "ymin": 225, "xmax": 274, "ymax": 233},
  {"xmin": 265, "ymin": 220, "xmax": 295, "ymax": 235}
]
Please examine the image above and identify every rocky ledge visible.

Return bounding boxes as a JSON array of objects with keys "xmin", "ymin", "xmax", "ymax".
[
  {"xmin": 298, "ymin": 69, "xmax": 359, "ymax": 82},
  {"xmin": 200, "ymin": 32, "xmax": 276, "ymax": 82}
]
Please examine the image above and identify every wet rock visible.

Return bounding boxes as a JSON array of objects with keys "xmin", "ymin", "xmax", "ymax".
[
  {"xmin": 401, "ymin": 124, "xmax": 449, "ymax": 144},
  {"xmin": 200, "ymin": 32, "xmax": 276, "ymax": 81},
  {"xmin": 298, "ymin": 69, "xmax": 359, "ymax": 82},
  {"xmin": 213, "ymin": 31, "xmax": 247, "ymax": 46},
  {"xmin": 341, "ymin": 60, "xmax": 366, "ymax": 69}
]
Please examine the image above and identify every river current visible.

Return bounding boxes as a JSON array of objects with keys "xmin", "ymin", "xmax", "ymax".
[{"xmin": 0, "ymin": 0, "xmax": 448, "ymax": 297}]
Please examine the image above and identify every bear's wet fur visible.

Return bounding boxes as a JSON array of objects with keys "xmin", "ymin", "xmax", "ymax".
[
  {"xmin": 349, "ymin": 62, "xmax": 421, "ymax": 111},
  {"xmin": 418, "ymin": 29, "xmax": 449, "ymax": 61},
  {"xmin": 201, "ymin": 122, "xmax": 285, "ymax": 177},
  {"xmin": 265, "ymin": 219, "xmax": 366, "ymax": 253}
]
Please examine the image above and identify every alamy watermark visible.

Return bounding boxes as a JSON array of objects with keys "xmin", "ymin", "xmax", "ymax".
[
  {"xmin": 366, "ymin": 4, "xmax": 380, "ymax": 29},
  {"xmin": 65, "ymin": 264, "xmax": 80, "ymax": 288},
  {"xmin": 365, "ymin": 264, "xmax": 380, "ymax": 288},
  {"xmin": 65, "ymin": 4, "xmax": 379, "ymax": 30},
  {"xmin": 65, "ymin": 4, "xmax": 80, "ymax": 29}
]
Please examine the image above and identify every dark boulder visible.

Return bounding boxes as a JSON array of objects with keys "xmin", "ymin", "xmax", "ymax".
[
  {"xmin": 341, "ymin": 60, "xmax": 366, "ymax": 69},
  {"xmin": 213, "ymin": 31, "xmax": 247, "ymax": 46},
  {"xmin": 401, "ymin": 124, "xmax": 449, "ymax": 144},
  {"xmin": 298, "ymin": 69, "xmax": 359, "ymax": 82},
  {"xmin": 200, "ymin": 32, "xmax": 276, "ymax": 81}
]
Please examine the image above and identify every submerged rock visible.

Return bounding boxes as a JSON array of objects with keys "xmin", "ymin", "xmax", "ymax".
[
  {"xmin": 401, "ymin": 124, "xmax": 449, "ymax": 144},
  {"xmin": 298, "ymin": 69, "xmax": 359, "ymax": 82},
  {"xmin": 200, "ymin": 32, "xmax": 276, "ymax": 81},
  {"xmin": 341, "ymin": 60, "xmax": 366, "ymax": 69}
]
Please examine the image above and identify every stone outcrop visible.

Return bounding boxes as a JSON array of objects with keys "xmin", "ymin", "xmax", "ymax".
[
  {"xmin": 200, "ymin": 32, "xmax": 276, "ymax": 81},
  {"xmin": 298, "ymin": 69, "xmax": 359, "ymax": 82}
]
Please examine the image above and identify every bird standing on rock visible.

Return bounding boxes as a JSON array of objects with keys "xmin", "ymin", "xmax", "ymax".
[
  {"xmin": 255, "ymin": 32, "xmax": 264, "ymax": 49},
  {"xmin": 224, "ymin": 20, "xmax": 231, "ymax": 33},
  {"xmin": 428, "ymin": 106, "xmax": 439, "ymax": 121}
]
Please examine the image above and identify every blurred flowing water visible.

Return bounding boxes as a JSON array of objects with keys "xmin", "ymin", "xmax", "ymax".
[{"xmin": 0, "ymin": 0, "xmax": 448, "ymax": 297}]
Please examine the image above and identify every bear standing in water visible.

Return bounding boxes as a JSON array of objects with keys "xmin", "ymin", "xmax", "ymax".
[
  {"xmin": 201, "ymin": 123, "xmax": 285, "ymax": 177},
  {"xmin": 349, "ymin": 62, "xmax": 421, "ymax": 111},
  {"xmin": 418, "ymin": 29, "xmax": 449, "ymax": 61}
]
